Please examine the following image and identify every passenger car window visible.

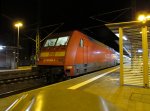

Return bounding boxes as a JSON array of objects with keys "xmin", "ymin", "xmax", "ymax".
[
  {"xmin": 44, "ymin": 38, "xmax": 57, "ymax": 47},
  {"xmin": 56, "ymin": 36, "xmax": 69, "ymax": 46},
  {"xmin": 80, "ymin": 39, "xmax": 84, "ymax": 47}
]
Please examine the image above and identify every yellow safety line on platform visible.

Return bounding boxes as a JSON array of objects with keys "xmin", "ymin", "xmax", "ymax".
[
  {"xmin": 5, "ymin": 94, "xmax": 28, "ymax": 111},
  {"xmin": 68, "ymin": 67, "xmax": 119, "ymax": 90}
]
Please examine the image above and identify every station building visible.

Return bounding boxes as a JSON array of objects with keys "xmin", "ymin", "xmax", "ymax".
[{"xmin": 0, "ymin": 46, "xmax": 17, "ymax": 69}]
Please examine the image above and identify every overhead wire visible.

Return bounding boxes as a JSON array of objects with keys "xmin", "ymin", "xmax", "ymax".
[
  {"xmin": 89, "ymin": 17, "xmax": 110, "ymax": 24},
  {"xmin": 39, "ymin": 23, "xmax": 64, "ymax": 30},
  {"xmin": 90, "ymin": 7, "xmax": 131, "ymax": 18},
  {"xmin": 84, "ymin": 7, "xmax": 132, "ymax": 30},
  {"xmin": 110, "ymin": 8, "xmax": 131, "ymax": 22},
  {"xmin": 40, "ymin": 23, "xmax": 64, "ymax": 42}
]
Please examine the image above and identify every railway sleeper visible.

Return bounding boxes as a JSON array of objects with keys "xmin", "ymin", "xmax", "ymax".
[{"xmin": 0, "ymin": 74, "xmax": 46, "ymax": 85}]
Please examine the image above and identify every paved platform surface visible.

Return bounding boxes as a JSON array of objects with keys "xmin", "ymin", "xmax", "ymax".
[{"xmin": 0, "ymin": 66, "xmax": 150, "ymax": 111}]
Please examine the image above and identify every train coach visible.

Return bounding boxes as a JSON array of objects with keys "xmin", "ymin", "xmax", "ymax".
[{"xmin": 37, "ymin": 30, "xmax": 118, "ymax": 79}]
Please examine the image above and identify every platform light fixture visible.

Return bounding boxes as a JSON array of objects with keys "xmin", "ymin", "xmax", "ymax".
[
  {"xmin": 14, "ymin": 22, "xmax": 23, "ymax": 27},
  {"xmin": 14, "ymin": 21, "xmax": 23, "ymax": 68},
  {"xmin": 146, "ymin": 15, "xmax": 150, "ymax": 20},
  {"xmin": 138, "ymin": 14, "xmax": 150, "ymax": 23},
  {"xmin": 138, "ymin": 15, "xmax": 145, "ymax": 22}
]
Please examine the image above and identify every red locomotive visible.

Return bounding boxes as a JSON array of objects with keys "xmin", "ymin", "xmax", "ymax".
[{"xmin": 37, "ymin": 30, "xmax": 118, "ymax": 79}]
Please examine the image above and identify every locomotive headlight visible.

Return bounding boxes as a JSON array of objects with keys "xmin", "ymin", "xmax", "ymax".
[
  {"xmin": 36, "ymin": 55, "xmax": 39, "ymax": 61},
  {"xmin": 66, "ymin": 66, "xmax": 72, "ymax": 69},
  {"xmin": 37, "ymin": 57, "xmax": 39, "ymax": 61}
]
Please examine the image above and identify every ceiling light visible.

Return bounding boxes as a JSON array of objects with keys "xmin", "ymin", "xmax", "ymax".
[
  {"xmin": 140, "ymin": 31, "xmax": 149, "ymax": 34},
  {"xmin": 0, "ymin": 45, "xmax": 6, "ymax": 50},
  {"xmin": 115, "ymin": 33, "xmax": 128, "ymax": 40}
]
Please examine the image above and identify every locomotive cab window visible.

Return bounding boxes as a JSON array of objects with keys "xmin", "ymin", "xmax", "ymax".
[
  {"xmin": 44, "ymin": 38, "xmax": 57, "ymax": 47},
  {"xmin": 56, "ymin": 36, "xmax": 69, "ymax": 46},
  {"xmin": 80, "ymin": 39, "xmax": 84, "ymax": 47}
]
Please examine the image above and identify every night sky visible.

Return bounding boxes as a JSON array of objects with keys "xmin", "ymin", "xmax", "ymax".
[{"xmin": 0, "ymin": 0, "xmax": 150, "ymax": 58}]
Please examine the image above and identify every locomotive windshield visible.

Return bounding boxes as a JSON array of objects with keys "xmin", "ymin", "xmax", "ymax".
[
  {"xmin": 44, "ymin": 36, "xmax": 69, "ymax": 47},
  {"xmin": 56, "ymin": 36, "xmax": 69, "ymax": 46},
  {"xmin": 44, "ymin": 38, "xmax": 57, "ymax": 47}
]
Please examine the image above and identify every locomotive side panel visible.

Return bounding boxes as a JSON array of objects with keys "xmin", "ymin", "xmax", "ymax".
[
  {"xmin": 85, "ymin": 36, "xmax": 116, "ymax": 72},
  {"xmin": 66, "ymin": 31, "xmax": 117, "ymax": 76},
  {"xmin": 64, "ymin": 31, "xmax": 81, "ymax": 76},
  {"xmin": 88, "ymin": 41, "xmax": 108, "ymax": 70},
  {"xmin": 73, "ymin": 31, "xmax": 89, "ymax": 75}
]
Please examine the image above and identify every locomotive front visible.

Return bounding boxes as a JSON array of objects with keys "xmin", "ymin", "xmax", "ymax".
[
  {"xmin": 37, "ymin": 35, "xmax": 70, "ymax": 79},
  {"xmin": 37, "ymin": 36, "xmax": 69, "ymax": 65}
]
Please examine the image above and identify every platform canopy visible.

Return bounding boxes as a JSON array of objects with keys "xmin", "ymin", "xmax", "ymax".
[
  {"xmin": 105, "ymin": 21, "xmax": 150, "ymax": 57},
  {"xmin": 105, "ymin": 21, "xmax": 150, "ymax": 87}
]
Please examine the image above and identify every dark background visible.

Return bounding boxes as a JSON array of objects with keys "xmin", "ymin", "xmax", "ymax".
[{"xmin": 0, "ymin": 0, "xmax": 150, "ymax": 63}]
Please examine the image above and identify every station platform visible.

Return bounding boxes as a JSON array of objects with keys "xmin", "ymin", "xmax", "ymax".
[
  {"xmin": 0, "ymin": 66, "xmax": 150, "ymax": 111},
  {"xmin": 0, "ymin": 66, "xmax": 32, "ymax": 73}
]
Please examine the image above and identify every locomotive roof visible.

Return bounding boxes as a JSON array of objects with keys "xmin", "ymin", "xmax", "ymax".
[
  {"xmin": 47, "ymin": 31, "xmax": 73, "ymax": 38},
  {"xmin": 88, "ymin": 36, "xmax": 114, "ymax": 51},
  {"xmin": 45, "ymin": 30, "xmax": 115, "ymax": 52}
]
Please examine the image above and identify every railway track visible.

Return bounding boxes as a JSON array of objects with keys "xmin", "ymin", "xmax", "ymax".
[
  {"xmin": 0, "ymin": 71, "xmax": 48, "ymax": 97},
  {"xmin": 0, "ymin": 70, "xmax": 67, "ymax": 97},
  {"xmin": 0, "ymin": 72, "xmax": 46, "ymax": 85}
]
